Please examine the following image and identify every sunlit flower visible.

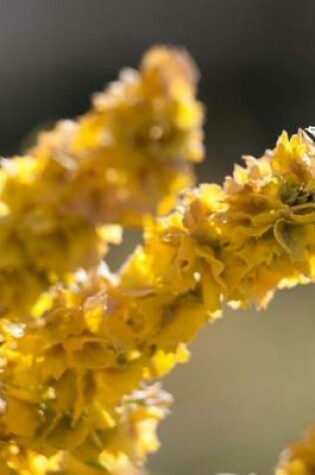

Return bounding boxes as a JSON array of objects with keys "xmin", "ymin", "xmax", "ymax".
[{"xmin": 0, "ymin": 45, "xmax": 204, "ymax": 320}]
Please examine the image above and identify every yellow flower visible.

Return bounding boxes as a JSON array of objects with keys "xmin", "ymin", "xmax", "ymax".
[
  {"xmin": 2, "ymin": 45, "xmax": 315, "ymax": 474},
  {"xmin": 0, "ymin": 385, "xmax": 171, "ymax": 475},
  {"xmin": 276, "ymin": 424, "xmax": 315, "ymax": 475},
  {"xmin": 0, "ymin": 45, "xmax": 204, "ymax": 320}
]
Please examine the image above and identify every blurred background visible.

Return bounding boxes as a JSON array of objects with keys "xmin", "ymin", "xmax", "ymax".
[{"xmin": 2, "ymin": 1, "xmax": 315, "ymax": 473}]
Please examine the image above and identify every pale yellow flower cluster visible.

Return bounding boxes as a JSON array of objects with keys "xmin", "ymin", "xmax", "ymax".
[
  {"xmin": 0, "ymin": 45, "xmax": 204, "ymax": 320},
  {"xmin": 2, "ymin": 126, "xmax": 315, "ymax": 473}
]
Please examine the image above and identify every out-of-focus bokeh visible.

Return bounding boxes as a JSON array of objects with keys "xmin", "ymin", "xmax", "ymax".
[{"xmin": 2, "ymin": 1, "xmax": 315, "ymax": 473}]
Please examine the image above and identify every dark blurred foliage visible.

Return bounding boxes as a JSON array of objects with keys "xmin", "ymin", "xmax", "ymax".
[{"xmin": 2, "ymin": 1, "xmax": 315, "ymax": 474}]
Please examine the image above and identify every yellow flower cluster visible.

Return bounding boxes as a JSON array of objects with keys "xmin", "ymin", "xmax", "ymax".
[
  {"xmin": 2, "ymin": 45, "xmax": 315, "ymax": 474},
  {"xmin": 0, "ymin": 264, "xmax": 178, "ymax": 472},
  {"xmin": 0, "ymin": 384, "xmax": 170, "ymax": 474},
  {"xmin": 0, "ymin": 45, "xmax": 204, "ymax": 320},
  {"xmin": 275, "ymin": 424, "xmax": 315, "ymax": 475},
  {"xmin": 119, "ymin": 127, "xmax": 315, "ymax": 335},
  {"xmin": 2, "ymin": 126, "xmax": 315, "ymax": 473}
]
